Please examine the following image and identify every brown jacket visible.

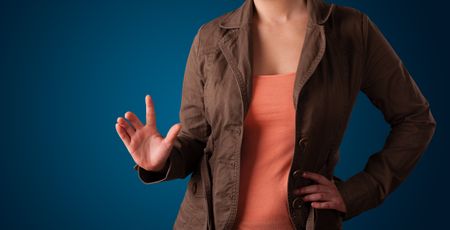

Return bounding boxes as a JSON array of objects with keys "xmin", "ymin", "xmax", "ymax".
[{"xmin": 133, "ymin": 0, "xmax": 437, "ymax": 229}]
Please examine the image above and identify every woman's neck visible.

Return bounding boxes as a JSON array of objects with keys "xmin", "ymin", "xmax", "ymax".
[{"xmin": 253, "ymin": 0, "xmax": 308, "ymax": 24}]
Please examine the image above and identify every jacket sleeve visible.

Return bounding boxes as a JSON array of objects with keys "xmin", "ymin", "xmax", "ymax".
[
  {"xmin": 335, "ymin": 13, "xmax": 437, "ymax": 220},
  {"xmin": 133, "ymin": 24, "xmax": 211, "ymax": 184}
]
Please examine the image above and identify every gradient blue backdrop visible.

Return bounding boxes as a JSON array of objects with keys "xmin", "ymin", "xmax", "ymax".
[{"xmin": 2, "ymin": 0, "xmax": 448, "ymax": 229}]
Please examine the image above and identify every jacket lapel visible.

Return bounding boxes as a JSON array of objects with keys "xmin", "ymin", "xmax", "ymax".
[{"xmin": 218, "ymin": 0, "xmax": 334, "ymax": 120}]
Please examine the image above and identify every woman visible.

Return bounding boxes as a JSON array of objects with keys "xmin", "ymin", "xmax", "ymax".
[{"xmin": 115, "ymin": 0, "xmax": 436, "ymax": 229}]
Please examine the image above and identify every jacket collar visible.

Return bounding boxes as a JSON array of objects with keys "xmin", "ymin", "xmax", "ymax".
[
  {"xmin": 218, "ymin": 0, "xmax": 335, "ymax": 120},
  {"xmin": 219, "ymin": 0, "xmax": 334, "ymax": 29}
]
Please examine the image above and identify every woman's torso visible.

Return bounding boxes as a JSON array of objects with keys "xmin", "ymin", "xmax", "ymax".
[
  {"xmin": 233, "ymin": 72, "xmax": 297, "ymax": 230},
  {"xmin": 232, "ymin": 9, "xmax": 309, "ymax": 229}
]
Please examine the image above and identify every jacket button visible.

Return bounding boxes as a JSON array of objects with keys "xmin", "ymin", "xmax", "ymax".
[
  {"xmin": 298, "ymin": 137, "xmax": 307, "ymax": 147},
  {"xmin": 235, "ymin": 128, "xmax": 241, "ymax": 134},
  {"xmin": 192, "ymin": 182, "xmax": 197, "ymax": 194},
  {"xmin": 293, "ymin": 169, "xmax": 303, "ymax": 178},
  {"xmin": 292, "ymin": 197, "xmax": 304, "ymax": 209},
  {"xmin": 292, "ymin": 213, "xmax": 297, "ymax": 220}
]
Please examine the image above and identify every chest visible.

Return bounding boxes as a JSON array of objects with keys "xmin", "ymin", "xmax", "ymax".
[
  {"xmin": 251, "ymin": 17, "xmax": 308, "ymax": 75},
  {"xmin": 203, "ymin": 23, "xmax": 364, "ymax": 159}
]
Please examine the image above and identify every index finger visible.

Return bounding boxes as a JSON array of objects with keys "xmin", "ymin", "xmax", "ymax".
[
  {"xmin": 145, "ymin": 95, "xmax": 156, "ymax": 128},
  {"xmin": 302, "ymin": 171, "xmax": 332, "ymax": 185}
]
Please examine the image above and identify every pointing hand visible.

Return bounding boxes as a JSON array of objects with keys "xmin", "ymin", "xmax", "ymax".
[{"xmin": 115, "ymin": 95, "xmax": 182, "ymax": 172}]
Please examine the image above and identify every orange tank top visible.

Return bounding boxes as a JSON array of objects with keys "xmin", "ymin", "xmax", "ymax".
[{"xmin": 233, "ymin": 72, "xmax": 296, "ymax": 230}]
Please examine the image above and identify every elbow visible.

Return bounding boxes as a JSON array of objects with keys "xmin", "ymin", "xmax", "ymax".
[
  {"xmin": 422, "ymin": 103, "xmax": 437, "ymax": 138},
  {"xmin": 390, "ymin": 103, "xmax": 437, "ymax": 150},
  {"xmin": 416, "ymin": 105, "xmax": 437, "ymax": 150},
  {"xmin": 426, "ymin": 110, "xmax": 437, "ymax": 141}
]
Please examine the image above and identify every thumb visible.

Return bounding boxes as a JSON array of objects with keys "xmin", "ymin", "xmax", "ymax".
[{"xmin": 164, "ymin": 123, "xmax": 182, "ymax": 146}]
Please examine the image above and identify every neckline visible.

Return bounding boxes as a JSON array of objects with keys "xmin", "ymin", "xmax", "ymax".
[{"xmin": 253, "ymin": 72, "xmax": 296, "ymax": 78}]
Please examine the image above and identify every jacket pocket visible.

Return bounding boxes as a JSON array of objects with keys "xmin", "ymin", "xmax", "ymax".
[
  {"xmin": 188, "ymin": 168, "xmax": 205, "ymax": 198},
  {"xmin": 188, "ymin": 134, "xmax": 214, "ymax": 199},
  {"xmin": 176, "ymin": 187, "xmax": 207, "ymax": 229}
]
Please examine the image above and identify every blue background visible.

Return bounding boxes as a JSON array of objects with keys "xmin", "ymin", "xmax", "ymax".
[{"xmin": 1, "ymin": 0, "xmax": 448, "ymax": 229}]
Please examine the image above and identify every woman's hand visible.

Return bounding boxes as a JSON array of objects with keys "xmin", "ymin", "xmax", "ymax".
[
  {"xmin": 293, "ymin": 171, "xmax": 347, "ymax": 214},
  {"xmin": 115, "ymin": 95, "xmax": 182, "ymax": 172}
]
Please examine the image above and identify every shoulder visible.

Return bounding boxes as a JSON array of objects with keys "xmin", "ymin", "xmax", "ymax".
[
  {"xmin": 332, "ymin": 4, "xmax": 366, "ymax": 21},
  {"xmin": 193, "ymin": 8, "xmax": 239, "ymax": 55},
  {"xmin": 329, "ymin": 4, "xmax": 368, "ymax": 34},
  {"xmin": 326, "ymin": 4, "xmax": 372, "ymax": 51},
  {"xmin": 193, "ymin": 3, "xmax": 374, "ymax": 53}
]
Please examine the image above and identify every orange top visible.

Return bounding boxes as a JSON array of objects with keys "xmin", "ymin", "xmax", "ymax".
[{"xmin": 233, "ymin": 72, "xmax": 296, "ymax": 230}]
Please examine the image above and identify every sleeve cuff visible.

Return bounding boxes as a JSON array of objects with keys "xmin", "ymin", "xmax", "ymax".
[
  {"xmin": 133, "ymin": 157, "xmax": 173, "ymax": 184},
  {"xmin": 334, "ymin": 171, "xmax": 381, "ymax": 221}
]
